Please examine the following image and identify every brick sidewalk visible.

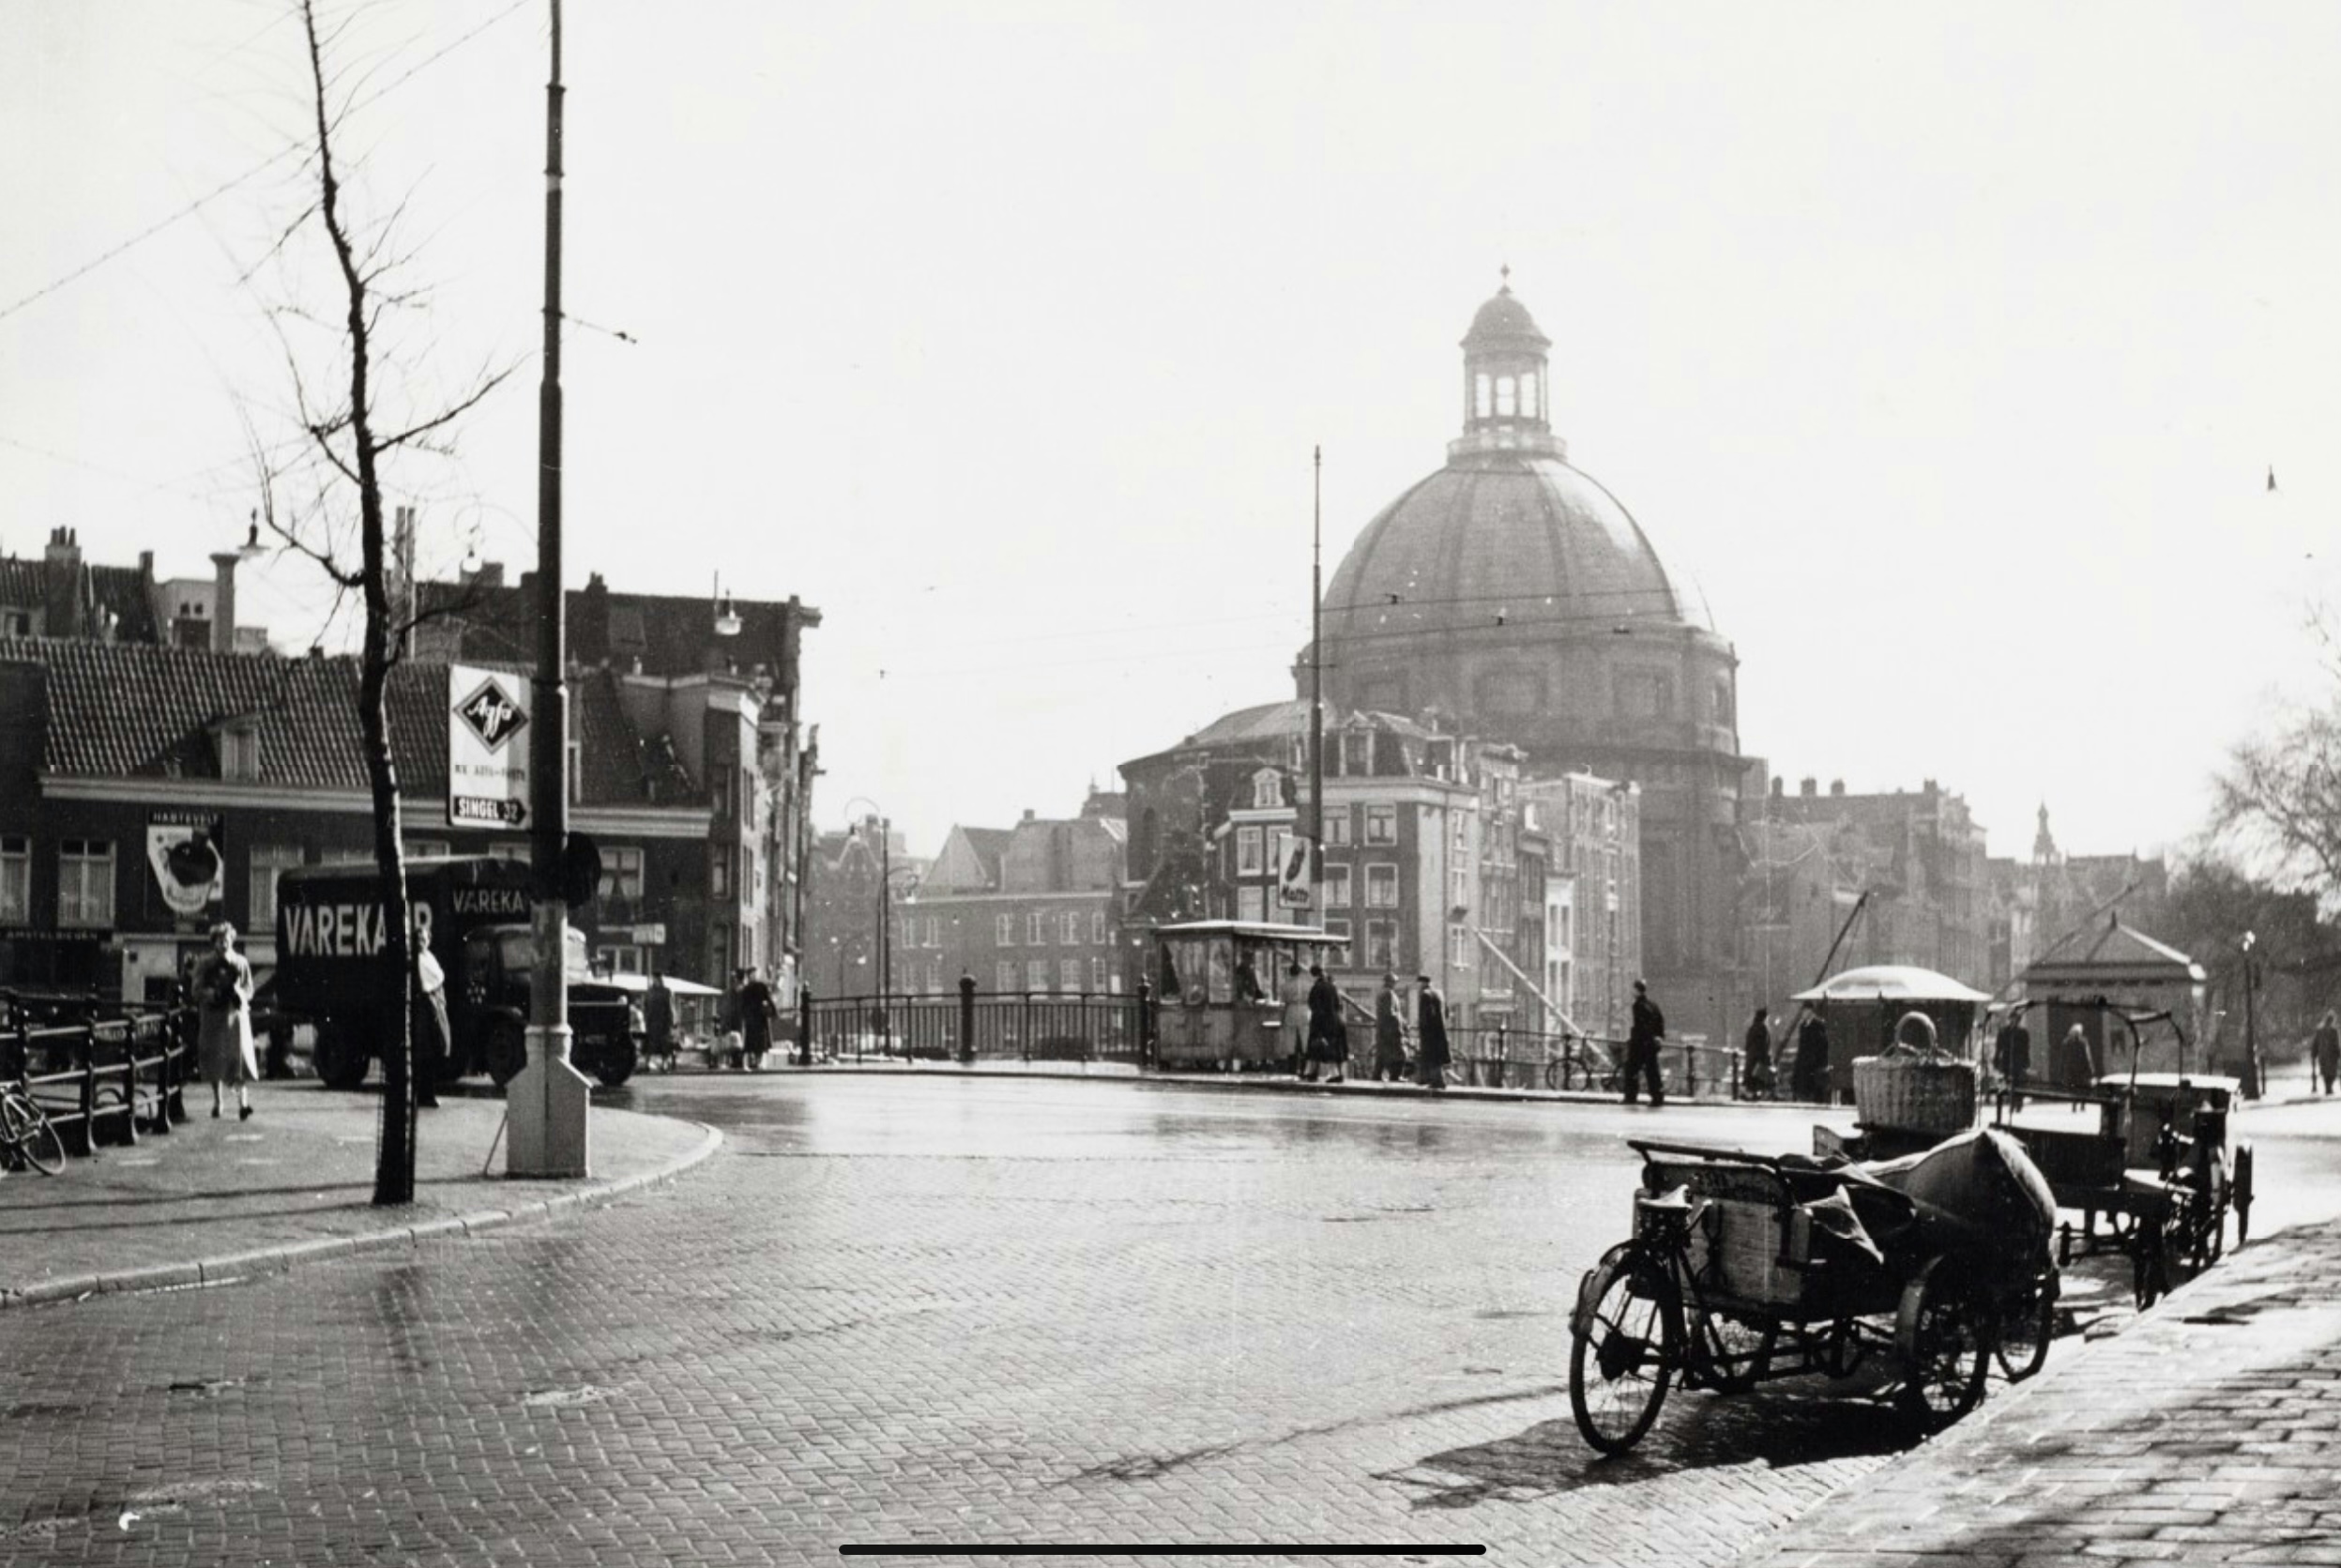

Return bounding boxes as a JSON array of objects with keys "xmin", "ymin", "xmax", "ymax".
[
  {"xmin": 1736, "ymin": 1218, "xmax": 2341, "ymax": 1568},
  {"xmin": 0, "ymin": 1082, "xmax": 718, "ymax": 1307}
]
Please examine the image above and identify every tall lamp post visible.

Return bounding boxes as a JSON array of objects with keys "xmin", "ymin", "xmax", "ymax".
[{"xmin": 509, "ymin": 0, "xmax": 591, "ymax": 1178}]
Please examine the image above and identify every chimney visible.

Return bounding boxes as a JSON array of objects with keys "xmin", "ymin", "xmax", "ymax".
[
  {"xmin": 1771, "ymin": 777, "xmax": 1785, "ymax": 798},
  {"xmin": 43, "ymin": 526, "xmax": 83, "ymax": 639},
  {"xmin": 1830, "ymin": 779, "xmax": 1846, "ymax": 797},
  {"xmin": 138, "ymin": 550, "xmax": 155, "ymax": 580},
  {"xmin": 1022, "ymin": 808, "xmax": 1037, "ymax": 823},
  {"xmin": 209, "ymin": 552, "xmax": 241, "ymax": 655},
  {"xmin": 1799, "ymin": 777, "xmax": 1817, "ymax": 797}
]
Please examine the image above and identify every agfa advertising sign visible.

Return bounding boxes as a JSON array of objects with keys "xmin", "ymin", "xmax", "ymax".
[{"xmin": 447, "ymin": 664, "xmax": 532, "ymax": 830}]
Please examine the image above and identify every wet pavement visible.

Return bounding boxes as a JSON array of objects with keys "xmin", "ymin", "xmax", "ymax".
[{"xmin": 0, "ymin": 1073, "xmax": 2333, "ymax": 1566}]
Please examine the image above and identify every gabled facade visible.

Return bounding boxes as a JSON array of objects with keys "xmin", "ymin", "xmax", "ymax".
[{"xmin": 899, "ymin": 807, "xmax": 1127, "ymax": 998}]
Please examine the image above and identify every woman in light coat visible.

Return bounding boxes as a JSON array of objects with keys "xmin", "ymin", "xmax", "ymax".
[{"xmin": 192, "ymin": 921, "xmax": 259, "ymax": 1120}]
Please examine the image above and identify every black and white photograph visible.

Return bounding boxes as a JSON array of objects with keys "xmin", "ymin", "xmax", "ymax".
[{"xmin": 4, "ymin": 4, "xmax": 2341, "ymax": 1563}]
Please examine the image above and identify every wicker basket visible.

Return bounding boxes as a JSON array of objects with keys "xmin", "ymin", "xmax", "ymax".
[{"xmin": 1852, "ymin": 1050, "xmax": 1977, "ymax": 1136}]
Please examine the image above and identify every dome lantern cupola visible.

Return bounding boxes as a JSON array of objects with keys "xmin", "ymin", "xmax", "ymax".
[{"xmin": 1455, "ymin": 266, "xmax": 1560, "ymax": 460}]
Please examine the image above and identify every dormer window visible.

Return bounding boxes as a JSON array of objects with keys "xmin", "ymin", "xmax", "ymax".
[
  {"xmin": 219, "ymin": 723, "xmax": 259, "ymax": 782},
  {"xmin": 1250, "ymin": 768, "xmax": 1283, "ymax": 810}
]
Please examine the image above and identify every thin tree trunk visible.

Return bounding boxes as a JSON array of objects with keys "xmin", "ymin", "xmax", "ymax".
[{"xmin": 302, "ymin": 0, "xmax": 416, "ymax": 1205}]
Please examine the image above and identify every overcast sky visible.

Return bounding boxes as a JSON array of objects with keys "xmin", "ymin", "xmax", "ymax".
[{"xmin": 6, "ymin": 2, "xmax": 2338, "ymax": 865}]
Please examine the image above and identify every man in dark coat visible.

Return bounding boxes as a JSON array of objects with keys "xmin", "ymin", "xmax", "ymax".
[
  {"xmin": 1994, "ymin": 1007, "xmax": 2032, "ymax": 1110},
  {"xmin": 1623, "ymin": 979, "xmax": 1665, "ymax": 1107},
  {"xmin": 1792, "ymin": 1011, "xmax": 1832, "ymax": 1103},
  {"xmin": 1301, "ymin": 966, "xmax": 1346, "ymax": 1083},
  {"xmin": 1741, "ymin": 1006, "xmax": 1773, "ymax": 1099},
  {"xmin": 644, "ymin": 971, "xmax": 675, "ymax": 1071},
  {"xmin": 1415, "ymin": 974, "xmax": 1451, "ymax": 1090},
  {"xmin": 1372, "ymin": 973, "xmax": 1409, "ymax": 1082},
  {"xmin": 737, "ymin": 970, "xmax": 776, "ymax": 1071}
]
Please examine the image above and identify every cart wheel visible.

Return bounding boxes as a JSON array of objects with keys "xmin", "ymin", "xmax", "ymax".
[
  {"xmin": 2233, "ymin": 1144, "xmax": 2254, "ymax": 1247},
  {"xmin": 1993, "ymin": 1271, "xmax": 2059, "ymax": 1383},
  {"xmin": 1570, "ymin": 1253, "xmax": 1679, "ymax": 1455},
  {"xmin": 1896, "ymin": 1259, "xmax": 1989, "ymax": 1431},
  {"xmin": 1687, "ymin": 1306, "xmax": 1775, "ymax": 1393}
]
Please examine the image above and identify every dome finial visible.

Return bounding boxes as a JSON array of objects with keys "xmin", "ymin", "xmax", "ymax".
[{"xmin": 1498, "ymin": 262, "xmax": 1511, "ymax": 293}]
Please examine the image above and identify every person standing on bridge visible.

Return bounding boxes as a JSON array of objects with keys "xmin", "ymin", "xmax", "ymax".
[
  {"xmin": 1994, "ymin": 1006, "xmax": 2033, "ymax": 1111},
  {"xmin": 1277, "ymin": 963, "xmax": 1309, "ymax": 1073},
  {"xmin": 1741, "ymin": 1006, "xmax": 1774, "ymax": 1100},
  {"xmin": 1415, "ymin": 975, "xmax": 1451, "ymax": 1091},
  {"xmin": 1792, "ymin": 1011, "xmax": 1832, "ymax": 1103},
  {"xmin": 1623, "ymin": 979, "xmax": 1667, "ymax": 1108},
  {"xmin": 1372, "ymin": 973, "xmax": 1409, "ymax": 1082},
  {"xmin": 2312, "ymin": 1010, "xmax": 2337, "ymax": 1096}
]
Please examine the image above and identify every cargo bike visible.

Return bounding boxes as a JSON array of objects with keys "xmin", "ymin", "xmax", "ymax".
[
  {"xmin": 1567, "ymin": 1132, "xmax": 2060, "ymax": 1455},
  {"xmin": 1990, "ymin": 1003, "xmax": 2251, "ymax": 1311}
]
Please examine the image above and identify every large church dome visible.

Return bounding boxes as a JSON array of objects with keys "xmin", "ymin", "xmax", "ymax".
[{"xmin": 1314, "ymin": 276, "xmax": 1732, "ymax": 750}]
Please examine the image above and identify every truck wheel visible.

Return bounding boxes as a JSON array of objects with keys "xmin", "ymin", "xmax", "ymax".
[
  {"xmin": 313, "ymin": 1023, "xmax": 371, "ymax": 1091},
  {"xmin": 485, "ymin": 1018, "xmax": 527, "ymax": 1088},
  {"xmin": 594, "ymin": 1035, "xmax": 639, "ymax": 1088}
]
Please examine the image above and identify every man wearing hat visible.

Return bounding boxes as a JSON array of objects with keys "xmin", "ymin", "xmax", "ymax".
[{"xmin": 1624, "ymin": 978, "xmax": 1665, "ymax": 1108}]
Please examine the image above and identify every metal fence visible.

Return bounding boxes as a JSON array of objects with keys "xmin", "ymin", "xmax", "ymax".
[
  {"xmin": 4, "ymin": 989, "xmax": 194, "ymax": 1158},
  {"xmin": 803, "ymin": 989, "xmax": 1148, "ymax": 1067},
  {"xmin": 1441, "ymin": 1025, "xmax": 1747, "ymax": 1101}
]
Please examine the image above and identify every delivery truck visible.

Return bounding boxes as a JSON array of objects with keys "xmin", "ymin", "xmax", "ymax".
[{"xmin": 272, "ymin": 855, "xmax": 638, "ymax": 1090}]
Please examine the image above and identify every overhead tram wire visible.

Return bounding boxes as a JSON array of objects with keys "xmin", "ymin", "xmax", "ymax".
[{"xmin": 0, "ymin": 0, "xmax": 529, "ymax": 329}]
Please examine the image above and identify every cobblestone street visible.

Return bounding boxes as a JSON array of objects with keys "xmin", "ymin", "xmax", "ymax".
[{"xmin": 0, "ymin": 1076, "xmax": 1945, "ymax": 1567}]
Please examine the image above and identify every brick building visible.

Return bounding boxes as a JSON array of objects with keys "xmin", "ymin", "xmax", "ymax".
[
  {"xmin": 1119, "ymin": 700, "xmax": 1642, "ymax": 1033},
  {"xmin": 0, "ymin": 638, "xmax": 764, "ymax": 999},
  {"xmin": 902, "ymin": 799, "xmax": 1125, "ymax": 999}
]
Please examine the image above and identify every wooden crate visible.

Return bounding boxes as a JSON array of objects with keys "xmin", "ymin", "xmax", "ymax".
[{"xmin": 1685, "ymin": 1195, "xmax": 1815, "ymax": 1312}]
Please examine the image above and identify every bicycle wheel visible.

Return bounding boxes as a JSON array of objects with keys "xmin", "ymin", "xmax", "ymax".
[
  {"xmin": 1569, "ymin": 1253, "xmax": 1678, "ymax": 1454},
  {"xmin": 1993, "ymin": 1273, "xmax": 2057, "ymax": 1382},
  {"xmin": 2, "ymin": 1093, "xmax": 64, "ymax": 1177}
]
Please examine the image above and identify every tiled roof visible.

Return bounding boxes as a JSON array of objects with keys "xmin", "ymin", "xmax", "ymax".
[
  {"xmin": 0, "ymin": 559, "xmax": 160, "ymax": 643},
  {"xmin": 0, "ymin": 639, "xmax": 688, "ymax": 806}
]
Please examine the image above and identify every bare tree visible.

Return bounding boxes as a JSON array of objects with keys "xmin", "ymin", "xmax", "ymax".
[
  {"xmin": 2212, "ymin": 612, "xmax": 2341, "ymax": 909},
  {"xmin": 251, "ymin": 0, "xmax": 517, "ymax": 1205}
]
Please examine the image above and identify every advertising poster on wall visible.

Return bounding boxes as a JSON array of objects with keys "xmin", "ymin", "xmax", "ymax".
[
  {"xmin": 145, "ymin": 809, "xmax": 226, "ymax": 921},
  {"xmin": 448, "ymin": 662, "xmax": 532, "ymax": 831}
]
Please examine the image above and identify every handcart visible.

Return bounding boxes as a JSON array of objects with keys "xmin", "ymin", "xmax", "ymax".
[
  {"xmin": 1567, "ymin": 1135, "xmax": 2059, "ymax": 1455},
  {"xmin": 1991, "ymin": 1003, "xmax": 2252, "ymax": 1309}
]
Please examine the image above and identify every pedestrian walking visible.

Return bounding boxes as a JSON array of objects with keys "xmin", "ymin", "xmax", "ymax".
[
  {"xmin": 1414, "ymin": 974, "xmax": 1451, "ymax": 1090},
  {"xmin": 2056, "ymin": 1022, "xmax": 2098, "ymax": 1100},
  {"xmin": 1741, "ymin": 1005, "xmax": 1773, "ymax": 1100},
  {"xmin": 644, "ymin": 971, "xmax": 676, "ymax": 1072},
  {"xmin": 1994, "ymin": 1006, "xmax": 2032, "ymax": 1111},
  {"xmin": 191, "ymin": 921, "xmax": 258, "ymax": 1121},
  {"xmin": 1623, "ymin": 979, "xmax": 1665, "ymax": 1108},
  {"xmin": 409, "ymin": 944, "xmax": 449, "ymax": 1109},
  {"xmin": 1302, "ymin": 967, "xmax": 1347, "ymax": 1084},
  {"xmin": 1792, "ymin": 1011, "xmax": 1832, "ymax": 1103},
  {"xmin": 1278, "ymin": 963, "xmax": 1309, "ymax": 1073},
  {"xmin": 2313, "ymin": 1010, "xmax": 2338, "ymax": 1096},
  {"xmin": 1372, "ymin": 973, "xmax": 1409, "ymax": 1082},
  {"xmin": 737, "ymin": 970, "xmax": 777, "ymax": 1071}
]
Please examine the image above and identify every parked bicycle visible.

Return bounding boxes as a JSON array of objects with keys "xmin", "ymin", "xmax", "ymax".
[{"xmin": 0, "ymin": 1079, "xmax": 66, "ymax": 1176}]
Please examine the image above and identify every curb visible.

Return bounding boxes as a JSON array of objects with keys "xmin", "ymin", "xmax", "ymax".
[{"xmin": 0, "ymin": 1119, "xmax": 723, "ymax": 1311}]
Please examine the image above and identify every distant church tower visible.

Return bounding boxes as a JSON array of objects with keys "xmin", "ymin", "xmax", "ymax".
[{"xmin": 1306, "ymin": 273, "xmax": 1748, "ymax": 1036}]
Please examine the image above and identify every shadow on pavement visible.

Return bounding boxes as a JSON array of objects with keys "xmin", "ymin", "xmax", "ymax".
[{"xmin": 1398, "ymin": 1381, "xmax": 1921, "ymax": 1510}]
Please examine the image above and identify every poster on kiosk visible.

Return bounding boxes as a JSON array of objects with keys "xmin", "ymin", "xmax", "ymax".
[{"xmin": 447, "ymin": 663, "xmax": 532, "ymax": 832}]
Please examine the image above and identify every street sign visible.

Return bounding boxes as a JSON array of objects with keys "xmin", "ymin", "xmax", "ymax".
[{"xmin": 447, "ymin": 664, "xmax": 532, "ymax": 831}]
